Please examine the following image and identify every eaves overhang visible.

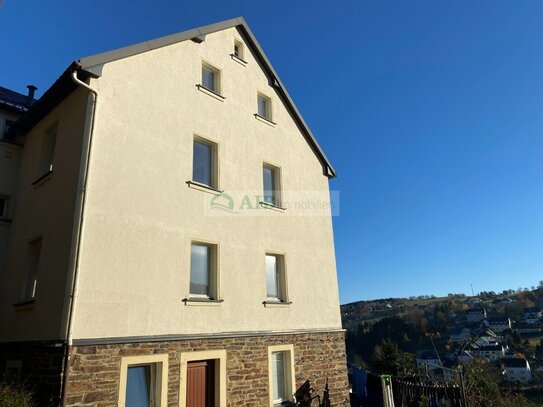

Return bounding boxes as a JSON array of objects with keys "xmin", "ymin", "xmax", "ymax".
[{"xmin": 15, "ymin": 17, "xmax": 336, "ymax": 178}]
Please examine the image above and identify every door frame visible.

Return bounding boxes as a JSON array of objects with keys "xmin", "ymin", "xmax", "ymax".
[{"xmin": 180, "ymin": 350, "xmax": 226, "ymax": 407}]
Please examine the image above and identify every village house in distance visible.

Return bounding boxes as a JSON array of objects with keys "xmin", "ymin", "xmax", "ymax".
[{"xmin": 0, "ymin": 17, "xmax": 349, "ymax": 406}]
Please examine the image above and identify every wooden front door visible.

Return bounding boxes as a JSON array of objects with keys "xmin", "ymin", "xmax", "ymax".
[{"xmin": 187, "ymin": 360, "xmax": 215, "ymax": 407}]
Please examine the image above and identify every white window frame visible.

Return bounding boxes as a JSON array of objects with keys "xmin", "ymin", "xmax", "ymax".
[
  {"xmin": 268, "ymin": 344, "xmax": 296, "ymax": 407},
  {"xmin": 19, "ymin": 236, "xmax": 42, "ymax": 303},
  {"xmin": 118, "ymin": 353, "xmax": 168, "ymax": 407},
  {"xmin": 234, "ymin": 39, "xmax": 245, "ymax": 60},
  {"xmin": 39, "ymin": 122, "xmax": 57, "ymax": 176},
  {"xmin": 201, "ymin": 61, "xmax": 221, "ymax": 94},
  {"xmin": 179, "ymin": 350, "xmax": 227, "ymax": 407},
  {"xmin": 265, "ymin": 253, "xmax": 288, "ymax": 303},
  {"xmin": 192, "ymin": 135, "xmax": 219, "ymax": 189},
  {"xmin": 262, "ymin": 162, "xmax": 282, "ymax": 208},
  {"xmin": 189, "ymin": 240, "xmax": 219, "ymax": 300},
  {"xmin": 257, "ymin": 93, "xmax": 273, "ymax": 121}
]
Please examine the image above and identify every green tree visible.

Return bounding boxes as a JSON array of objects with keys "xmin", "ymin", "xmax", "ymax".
[{"xmin": 371, "ymin": 340, "xmax": 416, "ymax": 376}]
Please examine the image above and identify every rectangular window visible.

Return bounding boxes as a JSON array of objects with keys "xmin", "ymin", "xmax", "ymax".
[
  {"xmin": 257, "ymin": 94, "xmax": 272, "ymax": 121},
  {"xmin": 192, "ymin": 137, "xmax": 218, "ymax": 188},
  {"xmin": 271, "ymin": 352, "xmax": 287, "ymax": 403},
  {"xmin": 39, "ymin": 123, "xmax": 57, "ymax": 175},
  {"xmin": 20, "ymin": 237, "xmax": 42, "ymax": 302},
  {"xmin": 190, "ymin": 242, "xmax": 218, "ymax": 299},
  {"xmin": 2, "ymin": 120, "xmax": 15, "ymax": 141},
  {"xmin": 263, "ymin": 164, "xmax": 281, "ymax": 206},
  {"xmin": 234, "ymin": 40, "xmax": 244, "ymax": 59},
  {"xmin": 0, "ymin": 196, "xmax": 7, "ymax": 218},
  {"xmin": 119, "ymin": 354, "xmax": 168, "ymax": 407},
  {"xmin": 202, "ymin": 63, "xmax": 220, "ymax": 93},
  {"xmin": 266, "ymin": 254, "xmax": 287, "ymax": 302},
  {"xmin": 268, "ymin": 345, "xmax": 295, "ymax": 406}
]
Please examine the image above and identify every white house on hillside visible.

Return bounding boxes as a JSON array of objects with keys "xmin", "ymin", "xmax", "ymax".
[{"xmin": 502, "ymin": 358, "xmax": 532, "ymax": 383}]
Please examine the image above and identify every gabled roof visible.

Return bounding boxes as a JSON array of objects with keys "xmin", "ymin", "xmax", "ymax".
[
  {"xmin": 0, "ymin": 86, "xmax": 36, "ymax": 113},
  {"xmin": 501, "ymin": 358, "xmax": 529, "ymax": 368},
  {"xmin": 16, "ymin": 17, "xmax": 336, "ymax": 178},
  {"xmin": 450, "ymin": 326, "xmax": 469, "ymax": 336}
]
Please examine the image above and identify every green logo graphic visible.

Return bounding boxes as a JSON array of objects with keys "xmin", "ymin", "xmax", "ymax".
[{"xmin": 210, "ymin": 193, "xmax": 238, "ymax": 213}]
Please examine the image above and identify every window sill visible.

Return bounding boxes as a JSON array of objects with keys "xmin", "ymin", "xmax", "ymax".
[
  {"xmin": 196, "ymin": 84, "xmax": 226, "ymax": 101},
  {"xmin": 259, "ymin": 201, "xmax": 286, "ymax": 212},
  {"xmin": 230, "ymin": 54, "xmax": 248, "ymax": 66},
  {"xmin": 13, "ymin": 300, "xmax": 35, "ymax": 310},
  {"xmin": 0, "ymin": 218, "xmax": 12, "ymax": 225},
  {"xmin": 254, "ymin": 113, "xmax": 276, "ymax": 127},
  {"xmin": 31, "ymin": 170, "xmax": 53, "ymax": 188},
  {"xmin": 263, "ymin": 301, "xmax": 292, "ymax": 308},
  {"xmin": 183, "ymin": 298, "xmax": 224, "ymax": 307},
  {"xmin": 186, "ymin": 180, "xmax": 223, "ymax": 196}
]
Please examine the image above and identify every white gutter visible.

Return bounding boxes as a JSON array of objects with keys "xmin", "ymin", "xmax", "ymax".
[{"xmin": 64, "ymin": 69, "xmax": 98, "ymax": 346}]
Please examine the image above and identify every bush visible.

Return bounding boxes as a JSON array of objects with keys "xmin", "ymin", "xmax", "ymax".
[{"xmin": 0, "ymin": 381, "xmax": 34, "ymax": 407}]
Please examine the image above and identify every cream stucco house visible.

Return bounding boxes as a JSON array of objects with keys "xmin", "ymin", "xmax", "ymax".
[{"xmin": 0, "ymin": 17, "xmax": 348, "ymax": 406}]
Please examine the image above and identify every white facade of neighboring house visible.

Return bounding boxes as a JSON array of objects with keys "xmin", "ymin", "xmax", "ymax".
[
  {"xmin": 416, "ymin": 352, "xmax": 441, "ymax": 370},
  {"xmin": 486, "ymin": 317, "xmax": 512, "ymax": 333},
  {"xmin": 449, "ymin": 327, "xmax": 470, "ymax": 343},
  {"xmin": 472, "ymin": 344, "xmax": 505, "ymax": 362},
  {"xmin": 502, "ymin": 359, "xmax": 532, "ymax": 383},
  {"xmin": 466, "ymin": 308, "xmax": 486, "ymax": 323},
  {"xmin": 523, "ymin": 307, "xmax": 542, "ymax": 325},
  {"xmin": 458, "ymin": 351, "xmax": 474, "ymax": 365}
]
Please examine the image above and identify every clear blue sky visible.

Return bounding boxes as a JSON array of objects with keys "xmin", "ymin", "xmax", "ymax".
[{"xmin": 1, "ymin": 1, "xmax": 542, "ymax": 304}]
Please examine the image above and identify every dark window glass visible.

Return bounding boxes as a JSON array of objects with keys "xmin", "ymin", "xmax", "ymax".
[
  {"xmin": 263, "ymin": 166, "xmax": 276, "ymax": 205},
  {"xmin": 202, "ymin": 66, "xmax": 216, "ymax": 92},
  {"xmin": 193, "ymin": 141, "xmax": 213, "ymax": 187}
]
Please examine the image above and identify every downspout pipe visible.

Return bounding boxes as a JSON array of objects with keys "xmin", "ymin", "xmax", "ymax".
[{"xmin": 59, "ymin": 68, "xmax": 99, "ymax": 406}]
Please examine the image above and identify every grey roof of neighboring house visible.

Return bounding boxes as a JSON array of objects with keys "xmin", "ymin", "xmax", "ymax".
[
  {"xmin": 0, "ymin": 86, "xmax": 36, "ymax": 113},
  {"xmin": 450, "ymin": 326, "xmax": 468, "ymax": 336},
  {"xmin": 16, "ymin": 17, "xmax": 336, "ymax": 177},
  {"xmin": 467, "ymin": 308, "xmax": 486, "ymax": 314},
  {"xmin": 417, "ymin": 351, "xmax": 439, "ymax": 360},
  {"xmin": 501, "ymin": 358, "xmax": 529, "ymax": 368},
  {"xmin": 488, "ymin": 317, "xmax": 510, "ymax": 324}
]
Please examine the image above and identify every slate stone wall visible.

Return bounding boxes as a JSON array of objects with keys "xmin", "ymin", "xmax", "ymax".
[{"xmin": 64, "ymin": 331, "xmax": 349, "ymax": 406}]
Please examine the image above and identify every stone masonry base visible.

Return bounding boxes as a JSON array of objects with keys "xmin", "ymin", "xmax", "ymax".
[
  {"xmin": 0, "ymin": 341, "xmax": 65, "ymax": 406},
  {"xmin": 65, "ymin": 330, "xmax": 349, "ymax": 406}
]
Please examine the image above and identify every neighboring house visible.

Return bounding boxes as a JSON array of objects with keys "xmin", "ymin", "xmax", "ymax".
[
  {"xmin": 442, "ymin": 358, "xmax": 459, "ymax": 382},
  {"xmin": 416, "ymin": 351, "xmax": 441, "ymax": 370},
  {"xmin": 501, "ymin": 358, "xmax": 532, "ymax": 383},
  {"xmin": 0, "ymin": 85, "xmax": 36, "ymax": 291},
  {"xmin": 523, "ymin": 307, "xmax": 542, "ymax": 325},
  {"xmin": 466, "ymin": 307, "xmax": 487, "ymax": 323},
  {"xmin": 449, "ymin": 326, "xmax": 470, "ymax": 343},
  {"xmin": 457, "ymin": 350, "xmax": 474, "ymax": 365},
  {"xmin": 471, "ymin": 344, "xmax": 505, "ymax": 362},
  {"xmin": 0, "ymin": 17, "xmax": 348, "ymax": 407},
  {"xmin": 485, "ymin": 317, "xmax": 512, "ymax": 333}
]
